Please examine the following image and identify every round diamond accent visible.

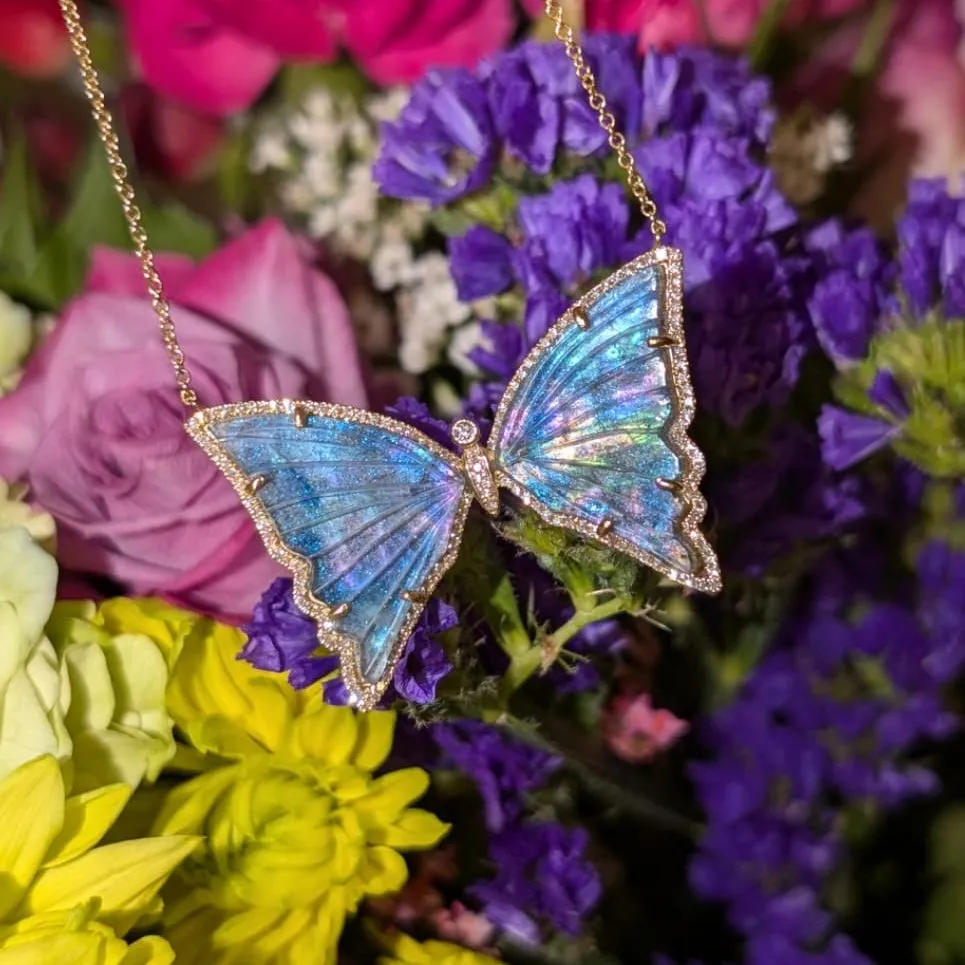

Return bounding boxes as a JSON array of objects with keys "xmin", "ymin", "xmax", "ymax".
[{"xmin": 451, "ymin": 419, "xmax": 479, "ymax": 447}]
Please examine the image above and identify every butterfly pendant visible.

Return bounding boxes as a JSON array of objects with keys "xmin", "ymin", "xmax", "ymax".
[{"xmin": 187, "ymin": 247, "xmax": 721, "ymax": 709}]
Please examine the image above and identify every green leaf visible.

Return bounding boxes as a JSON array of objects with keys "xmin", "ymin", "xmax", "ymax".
[
  {"xmin": 141, "ymin": 204, "xmax": 216, "ymax": 260},
  {"xmin": 0, "ymin": 136, "xmax": 41, "ymax": 274},
  {"xmin": 278, "ymin": 60, "xmax": 372, "ymax": 106},
  {"xmin": 748, "ymin": 0, "xmax": 795, "ymax": 69},
  {"xmin": 27, "ymin": 137, "xmax": 216, "ymax": 305}
]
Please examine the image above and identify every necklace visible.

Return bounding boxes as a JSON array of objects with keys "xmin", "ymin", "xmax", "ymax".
[{"xmin": 58, "ymin": 0, "xmax": 722, "ymax": 709}]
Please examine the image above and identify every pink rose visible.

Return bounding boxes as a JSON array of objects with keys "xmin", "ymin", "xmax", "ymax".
[
  {"xmin": 582, "ymin": 0, "xmax": 868, "ymax": 51},
  {"xmin": 601, "ymin": 693, "xmax": 689, "ymax": 764},
  {"xmin": 119, "ymin": 0, "xmax": 515, "ymax": 116},
  {"xmin": 0, "ymin": 220, "xmax": 368, "ymax": 621}
]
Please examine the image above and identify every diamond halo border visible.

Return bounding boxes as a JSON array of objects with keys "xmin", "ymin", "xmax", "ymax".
[
  {"xmin": 185, "ymin": 399, "xmax": 474, "ymax": 710},
  {"xmin": 488, "ymin": 246, "xmax": 723, "ymax": 595}
]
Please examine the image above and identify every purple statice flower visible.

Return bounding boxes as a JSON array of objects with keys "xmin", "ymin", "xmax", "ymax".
[
  {"xmin": 385, "ymin": 396, "xmax": 455, "ymax": 450},
  {"xmin": 713, "ymin": 423, "xmax": 867, "ymax": 573},
  {"xmin": 517, "ymin": 174, "xmax": 630, "ymax": 294},
  {"xmin": 242, "ymin": 578, "xmax": 337, "ymax": 689},
  {"xmin": 432, "ymin": 720, "xmax": 560, "ymax": 832},
  {"xmin": 688, "ymin": 539, "xmax": 965, "ymax": 964},
  {"xmin": 373, "ymin": 68, "xmax": 496, "ymax": 204},
  {"xmin": 641, "ymin": 48, "xmax": 774, "ymax": 145},
  {"xmin": 805, "ymin": 222, "xmax": 895, "ymax": 365},
  {"xmin": 243, "ymin": 579, "xmax": 455, "ymax": 705},
  {"xmin": 818, "ymin": 406, "xmax": 901, "ymax": 471},
  {"xmin": 448, "ymin": 226, "xmax": 516, "ymax": 301},
  {"xmin": 483, "ymin": 43, "xmax": 603, "ymax": 174},
  {"xmin": 894, "ymin": 178, "xmax": 965, "ymax": 317},
  {"xmin": 469, "ymin": 822, "xmax": 602, "ymax": 944}
]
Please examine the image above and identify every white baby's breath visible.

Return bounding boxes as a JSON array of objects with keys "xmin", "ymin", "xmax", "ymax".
[{"xmin": 448, "ymin": 321, "xmax": 485, "ymax": 375}]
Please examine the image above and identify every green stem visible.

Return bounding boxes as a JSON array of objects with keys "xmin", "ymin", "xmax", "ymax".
[
  {"xmin": 748, "ymin": 0, "xmax": 794, "ymax": 70},
  {"xmin": 548, "ymin": 596, "xmax": 629, "ymax": 652}
]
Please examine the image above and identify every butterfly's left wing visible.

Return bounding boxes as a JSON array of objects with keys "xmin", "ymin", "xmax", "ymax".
[
  {"xmin": 187, "ymin": 401, "xmax": 473, "ymax": 708},
  {"xmin": 489, "ymin": 247, "xmax": 721, "ymax": 593}
]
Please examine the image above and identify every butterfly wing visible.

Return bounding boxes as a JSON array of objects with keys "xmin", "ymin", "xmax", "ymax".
[
  {"xmin": 187, "ymin": 401, "xmax": 472, "ymax": 707},
  {"xmin": 489, "ymin": 247, "xmax": 721, "ymax": 593}
]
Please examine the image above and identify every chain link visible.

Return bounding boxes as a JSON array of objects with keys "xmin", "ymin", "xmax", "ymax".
[
  {"xmin": 543, "ymin": 0, "xmax": 666, "ymax": 245},
  {"xmin": 57, "ymin": 0, "xmax": 198, "ymax": 409}
]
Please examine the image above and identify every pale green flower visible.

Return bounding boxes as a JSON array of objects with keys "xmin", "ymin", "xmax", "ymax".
[
  {"xmin": 45, "ymin": 602, "xmax": 177, "ymax": 794},
  {"xmin": 0, "ymin": 292, "xmax": 32, "ymax": 393},
  {"xmin": 0, "ymin": 527, "xmax": 70, "ymax": 782}
]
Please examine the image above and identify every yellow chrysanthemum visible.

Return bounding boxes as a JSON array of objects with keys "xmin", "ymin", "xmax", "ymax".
[
  {"xmin": 153, "ymin": 618, "xmax": 449, "ymax": 965},
  {"xmin": 0, "ymin": 902, "xmax": 174, "ymax": 964},
  {"xmin": 0, "ymin": 755, "xmax": 198, "ymax": 950},
  {"xmin": 379, "ymin": 934, "xmax": 501, "ymax": 965}
]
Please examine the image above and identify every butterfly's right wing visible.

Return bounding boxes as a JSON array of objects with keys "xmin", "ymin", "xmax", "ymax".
[
  {"xmin": 187, "ymin": 401, "xmax": 473, "ymax": 708},
  {"xmin": 488, "ymin": 248, "xmax": 721, "ymax": 594}
]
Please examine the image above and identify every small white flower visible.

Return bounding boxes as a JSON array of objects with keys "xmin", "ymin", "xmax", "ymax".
[
  {"xmin": 303, "ymin": 153, "xmax": 342, "ymax": 200},
  {"xmin": 307, "ymin": 206, "xmax": 339, "ymax": 239},
  {"xmin": 365, "ymin": 87, "xmax": 410, "ymax": 124},
  {"xmin": 278, "ymin": 177, "xmax": 318, "ymax": 216},
  {"xmin": 815, "ymin": 114, "xmax": 853, "ymax": 172},
  {"xmin": 448, "ymin": 321, "xmax": 485, "ymax": 375},
  {"xmin": 290, "ymin": 109, "xmax": 344, "ymax": 153},
  {"xmin": 249, "ymin": 124, "xmax": 292, "ymax": 173},
  {"xmin": 371, "ymin": 239, "xmax": 417, "ymax": 292}
]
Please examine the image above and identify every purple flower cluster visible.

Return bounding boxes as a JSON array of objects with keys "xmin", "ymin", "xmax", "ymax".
[
  {"xmin": 816, "ymin": 181, "xmax": 965, "ymax": 473},
  {"xmin": 688, "ymin": 541, "xmax": 965, "ymax": 964},
  {"xmin": 377, "ymin": 43, "xmax": 819, "ymax": 429},
  {"xmin": 241, "ymin": 578, "xmax": 455, "ymax": 705},
  {"xmin": 469, "ymin": 823, "xmax": 602, "ymax": 944},
  {"xmin": 432, "ymin": 718, "xmax": 560, "ymax": 832},
  {"xmin": 432, "ymin": 719, "xmax": 601, "ymax": 941},
  {"xmin": 893, "ymin": 179, "xmax": 965, "ymax": 319}
]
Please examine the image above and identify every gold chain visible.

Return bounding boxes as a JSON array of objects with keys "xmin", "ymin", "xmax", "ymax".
[
  {"xmin": 57, "ymin": 0, "xmax": 198, "ymax": 409},
  {"xmin": 543, "ymin": 0, "xmax": 666, "ymax": 244}
]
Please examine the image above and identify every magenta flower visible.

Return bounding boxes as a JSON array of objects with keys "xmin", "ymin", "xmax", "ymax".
[
  {"xmin": 0, "ymin": 220, "xmax": 367, "ymax": 621},
  {"xmin": 119, "ymin": 0, "xmax": 516, "ymax": 116}
]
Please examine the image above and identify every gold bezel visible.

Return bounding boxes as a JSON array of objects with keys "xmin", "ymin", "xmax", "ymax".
[
  {"xmin": 488, "ymin": 246, "xmax": 722, "ymax": 595},
  {"xmin": 186, "ymin": 399, "xmax": 474, "ymax": 710}
]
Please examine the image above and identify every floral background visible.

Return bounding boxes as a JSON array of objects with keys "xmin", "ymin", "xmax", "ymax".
[{"xmin": 0, "ymin": 0, "xmax": 964, "ymax": 964}]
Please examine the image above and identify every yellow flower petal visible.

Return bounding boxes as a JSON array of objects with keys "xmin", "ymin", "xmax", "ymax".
[
  {"xmin": 0, "ymin": 756, "xmax": 64, "ymax": 920},
  {"xmin": 20, "ymin": 835, "xmax": 201, "ymax": 935},
  {"xmin": 122, "ymin": 935, "xmax": 176, "ymax": 965},
  {"xmin": 360, "ymin": 845, "xmax": 408, "ymax": 896},
  {"xmin": 372, "ymin": 809, "xmax": 450, "ymax": 850},
  {"xmin": 289, "ymin": 705, "xmax": 357, "ymax": 764},
  {"xmin": 352, "ymin": 711, "xmax": 396, "ymax": 772},
  {"xmin": 44, "ymin": 784, "xmax": 132, "ymax": 867},
  {"xmin": 152, "ymin": 767, "xmax": 237, "ymax": 836},
  {"xmin": 355, "ymin": 768, "xmax": 430, "ymax": 819}
]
